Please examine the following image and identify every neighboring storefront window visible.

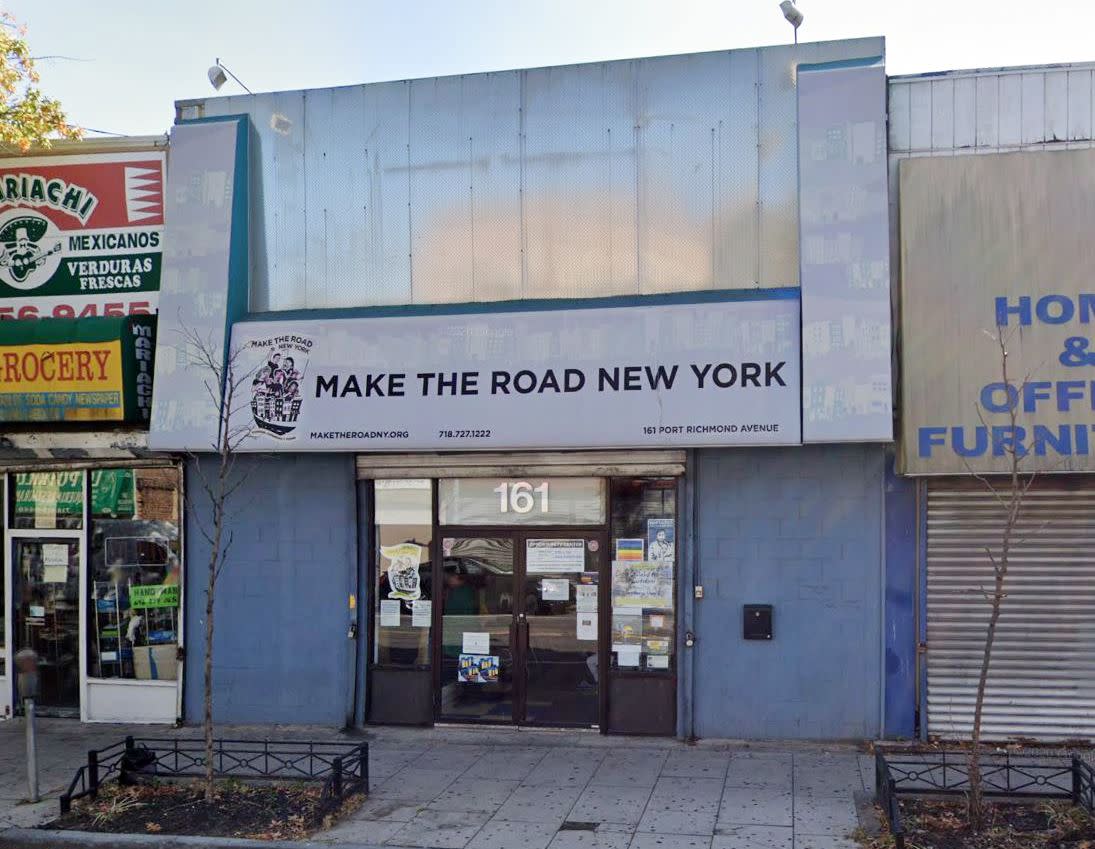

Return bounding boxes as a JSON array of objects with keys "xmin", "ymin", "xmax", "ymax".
[
  {"xmin": 439, "ymin": 478, "xmax": 605, "ymax": 525},
  {"xmin": 87, "ymin": 468, "xmax": 181, "ymax": 681},
  {"xmin": 12, "ymin": 472, "xmax": 84, "ymax": 529},
  {"xmin": 610, "ymin": 478, "xmax": 676, "ymax": 673},
  {"xmin": 374, "ymin": 480, "xmax": 433, "ymax": 666}
]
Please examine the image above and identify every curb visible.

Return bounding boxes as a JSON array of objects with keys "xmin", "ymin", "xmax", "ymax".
[{"xmin": 0, "ymin": 828, "xmax": 390, "ymax": 849}]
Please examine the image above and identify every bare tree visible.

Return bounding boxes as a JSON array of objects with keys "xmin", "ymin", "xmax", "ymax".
[
  {"xmin": 964, "ymin": 326, "xmax": 1041, "ymax": 831},
  {"xmin": 180, "ymin": 328, "xmax": 257, "ymax": 802}
]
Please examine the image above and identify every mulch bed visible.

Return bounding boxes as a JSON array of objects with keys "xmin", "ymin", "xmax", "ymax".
[
  {"xmin": 863, "ymin": 798, "xmax": 1095, "ymax": 848},
  {"xmin": 47, "ymin": 781, "xmax": 363, "ymax": 841}
]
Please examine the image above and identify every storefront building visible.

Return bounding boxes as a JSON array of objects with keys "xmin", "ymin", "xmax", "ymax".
[
  {"xmin": 892, "ymin": 62, "xmax": 1095, "ymax": 741},
  {"xmin": 144, "ymin": 36, "xmax": 901, "ymax": 739},
  {"xmin": 0, "ymin": 139, "xmax": 182, "ymax": 723}
]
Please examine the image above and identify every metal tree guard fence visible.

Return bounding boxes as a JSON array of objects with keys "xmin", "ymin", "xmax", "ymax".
[
  {"xmin": 60, "ymin": 737, "xmax": 369, "ymax": 814},
  {"xmin": 874, "ymin": 749, "xmax": 1095, "ymax": 847}
]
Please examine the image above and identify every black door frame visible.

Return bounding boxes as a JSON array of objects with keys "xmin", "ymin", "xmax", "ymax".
[{"xmin": 432, "ymin": 526, "xmax": 609, "ymax": 729}]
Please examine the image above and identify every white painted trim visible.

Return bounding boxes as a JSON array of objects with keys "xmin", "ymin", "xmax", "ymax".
[
  {"xmin": 5, "ymin": 526, "xmax": 85, "ymax": 718},
  {"xmin": 86, "ymin": 677, "xmax": 176, "ymax": 688},
  {"xmin": 0, "ymin": 476, "xmax": 10, "ymax": 721}
]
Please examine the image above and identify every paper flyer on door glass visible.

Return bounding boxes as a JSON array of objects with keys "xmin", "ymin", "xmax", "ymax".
[
  {"xmin": 541, "ymin": 578, "xmax": 569, "ymax": 601},
  {"xmin": 612, "ymin": 561, "xmax": 674, "ymax": 608},
  {"xmin": 646, "ymin": 519, "xmax": 675, "ymax": 562},
  {"xmin": 526, "ymin": 539, "xmax": 585, "ymax": 573},
  {"xmin": 458, "ymin": 654, "xmax": 499, "ymax": 684},
  {"xmin": 462, "ymin": 632, "xmax": 490, "ymax": 654},
  {"xmin": 576, "ymin": 585, "xmax": 598, "ymax": 611},
  {"xmin": 379, "ymin": 599, "xmax": 401, "ymax": 627},
  {"xmin": 42, "ymin": 543, "xmax": 69, "ymax": 566},
  {"xmin": 577, "ymin": 613, "xmax": 597, "ymax": 641},
  {"xmin": 411, "ymin": 599, "xmax": 431, "ymax": 627}
]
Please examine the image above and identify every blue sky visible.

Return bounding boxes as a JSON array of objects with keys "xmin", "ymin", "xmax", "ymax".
[{"xmin": 13, "ymin": 0, "xmax": 1095, "ymax": 137}]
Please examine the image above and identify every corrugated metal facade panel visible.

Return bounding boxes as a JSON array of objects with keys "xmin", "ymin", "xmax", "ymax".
[
  {"xmin": 179, "ymin": 38, "xmax": 884, "ymax": 311},
  {"xmin": 889, "ymin": 63, "xmax": 1095, "ymax": 156},
  {"xmin": 926, "ymin": 480, "xmax": 1095, "ymax": 741}
]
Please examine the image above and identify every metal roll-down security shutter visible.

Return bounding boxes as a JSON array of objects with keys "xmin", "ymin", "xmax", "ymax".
[
  {"xmin": 926, "ymin": 478, "xmax": 1095, "ymax": 741},
  {"xmin": 355, "ymin": 450, "xmax": 686, "ymax": 479}
]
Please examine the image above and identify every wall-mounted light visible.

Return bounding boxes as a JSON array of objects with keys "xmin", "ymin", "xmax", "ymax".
[
  {"xmin": 779, "ymin": 1, "xmax": 804, "ymax": 44},
  {"xmin": 207, "ymin": 58, "xmax": 253, "ymax": 95}
]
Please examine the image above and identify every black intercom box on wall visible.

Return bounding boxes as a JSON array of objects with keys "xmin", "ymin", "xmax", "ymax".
[{"xmin": 743, "ymin": 604, "xmax": 773, "ymax": 640}]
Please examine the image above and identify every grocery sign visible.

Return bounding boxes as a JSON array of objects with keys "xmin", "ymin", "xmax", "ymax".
[
  {"xmin": 0, "ymin": 315, "xmax": 156, "ymax": 423},
  {"xmin": 0, "ymin": 150, "xmax": 165, "ymax": 320}
]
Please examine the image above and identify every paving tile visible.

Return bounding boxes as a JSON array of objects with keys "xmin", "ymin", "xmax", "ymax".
[
  {"xmin": 724, "ymin": 757, "xmax": 793, "ymax": 790},
  {"xmin": 548, "ymin": 830, "xmax": 633, "ymax": 849},
  {"xmin": 591, "ymin": 750, "xmax": 668, "ymax": 788},
  {"xmin": 716, "ymin": 787, "xmax": 792, "ymax": 829},
  {"xmin": 464, "ymin": 748, "xmax": 550, "ymax": 782},
  {"xmin": 637, "ymin": 777, "xmax": 722, "ymax": 836},
  {"xmin": 793, "ymin": 835, "xmax": 859, "ymax": 849},
  {"xmin": 630, "ymin": 835, "xmax": 713, "ymax": 849},
  {"xmin": 496, "ymin": 783, "xmax": 584, "ymax": 824},
  {"xmin": 596, "ymin": 822, "xmax": 637, "ymax": 833},
  {"xmin": 661, "ymin": 751, "xmax": 731, "ymax": 779},
  {"xmin": 385, "ymin": 809, "xmax": 490, "ymax": 849},
  {"xmin": 467, "ymin": 819, "xmax": 559, "ymax": 849},
  {"xmin": 793, "ymin": 757, "xmax": 862, "ymax": 798},
  {"xmin": 792, "ymin": 795, "xmax": 859, "ymax": 836},
  {"xmin": 318, "ymin": 818, "xmax": 407, "ymax": 845},
  {"xmin": 350, "ymin": 797, "xmax": 429, "ymax": 822},
  {"xmin": 524, "ymin": 749, "xmax": 606, "ymax": 787},
  {"xmin": 712, "ymin": 825, "xmax": 792, "ymax": 849},
  {"xmin": 430, "ymin": 779, "xmax": 521, "ymax": 813},
  {"xmin": 373, "ymin": 767, "xmax": 467, "ymax": 801},
  {"xmin": 410, "ymin": 746, "xmax": 483, "ymax": 772},
  {"xmin": 569, "ymin": 783, "xmax": 653, "ymax": 827}
]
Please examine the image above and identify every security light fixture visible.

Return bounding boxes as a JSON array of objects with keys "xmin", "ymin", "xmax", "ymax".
[
  {"xmin": 780, "ymin": 0, "xmax": 804, "ymax": 43},
  {"xmin": 207, "ymin": 58, "xmax": 253, "ymax": 95}
]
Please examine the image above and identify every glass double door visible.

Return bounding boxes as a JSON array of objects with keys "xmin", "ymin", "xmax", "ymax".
[{"xmin": 438, "ymin": 530, "xmax": 606, "ymax": 727}]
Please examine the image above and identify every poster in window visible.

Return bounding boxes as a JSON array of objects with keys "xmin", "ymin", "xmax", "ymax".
[
  {"xmin": 646, "ymin": 519, "xmax": 675, "ymax": 562},
  {"xmin": 380, "ymin": 542, "xmax": 422, "ymax": 600},
  {"xmin": 611, "ymin": 608, "xmax": 642, "ymax": 647},
  {"xmin": 611, "ymin": 561, "xmax": 674, "ymax": 608},
  {"xmin": 615, "ymin": 538, "xmax": 644, "ymax": 561}
]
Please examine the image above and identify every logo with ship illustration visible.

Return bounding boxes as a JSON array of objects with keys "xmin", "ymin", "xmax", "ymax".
[
  {"xmin": 249, "ymin": 334, "xmax": 313, "ymax": 439},
  {"xmin": 0, "ymin": 212, "xmax": 63, "ymax": 291}
]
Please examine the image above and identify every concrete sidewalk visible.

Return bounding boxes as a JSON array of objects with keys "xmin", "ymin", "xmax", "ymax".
[{"xmin": 0, "ymin": 721, "xmax": 870, "ymax": 849}]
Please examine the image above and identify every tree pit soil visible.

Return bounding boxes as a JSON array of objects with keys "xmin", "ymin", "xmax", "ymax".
[
  {"xmin": 46, "ymin": 781, "xmax": 364, "ymax": 841},
  {"xmin": 861, "ymin": 798, "xmax": 1095, "ymax": 849}
]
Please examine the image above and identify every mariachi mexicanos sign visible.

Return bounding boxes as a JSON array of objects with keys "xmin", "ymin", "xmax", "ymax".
[{"xmin": 0, "ymin": 150, "xmax": 165, "ymax": 320}]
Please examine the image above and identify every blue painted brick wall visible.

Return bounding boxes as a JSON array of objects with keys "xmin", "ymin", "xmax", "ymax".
[
  {"xmin": 183, "ymin": 454, "xmax": 356, "ymax": 725},
  {"xmin": 694, "ymin": 444, "xmax": 884, "ymax": 739}
]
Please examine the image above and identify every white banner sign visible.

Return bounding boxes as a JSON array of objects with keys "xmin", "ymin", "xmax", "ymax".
[{"xmin": 227, "ymin": 295, "xmax": 801, "ymax": 451}]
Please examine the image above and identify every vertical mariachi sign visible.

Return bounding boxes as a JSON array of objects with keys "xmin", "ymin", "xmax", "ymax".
[{"xmin": 0, "ymin": 150, "xmax": 165, "ymax": 320}]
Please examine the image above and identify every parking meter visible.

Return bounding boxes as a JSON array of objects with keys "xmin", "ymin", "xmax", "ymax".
[
  {"xmin": 14, "ymin": 649, "xmax": 39, "ymax": 802},
  {"xmin": 14, "ymin": 649, "xmax": 38, "ymax": 702}
]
